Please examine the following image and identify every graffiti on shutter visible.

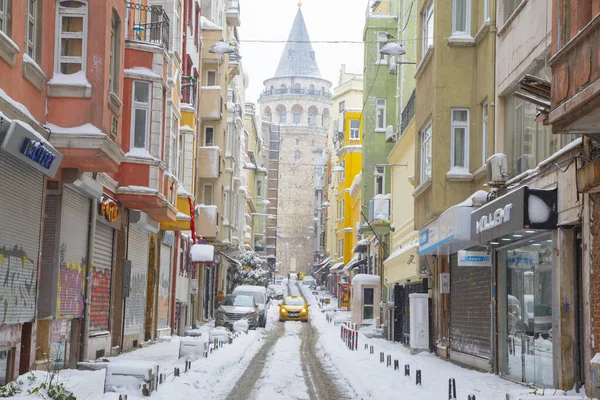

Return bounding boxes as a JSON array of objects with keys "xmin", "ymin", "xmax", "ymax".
[
  {"xmin": 449, "ymin": 253, "xmax": 492, "ymax": 358},
  {"xmin": 124, "ymin": 229, "xmax": 149, "ymax": 337},
  {"xmin": 90, "ymin": 224, "xmax": 113, "ymax": 331},
  {"xmin": 158, "ymin": 244, "xmax": 171, "ymax": 328},
  {"xmin": 0, "ymin": 151, "xmax": 44, "ymax": 324}
]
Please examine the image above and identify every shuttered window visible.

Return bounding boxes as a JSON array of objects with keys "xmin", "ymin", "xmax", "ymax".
[
  {"xmin": 90, "ymin": 223, "xmax": 113, "ymax": 332},
  {"xmin": 124, "ymin": 229, "xmax": 149, "ymax": 337},
  {"xmin": 158, "ymin": 243, "xmax": 172, "ymax": 329}
]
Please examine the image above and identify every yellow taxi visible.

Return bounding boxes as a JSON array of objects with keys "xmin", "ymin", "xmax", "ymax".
[{"xmin": 279, "ymin": 296, "xmax": 309, "ymax": 322}]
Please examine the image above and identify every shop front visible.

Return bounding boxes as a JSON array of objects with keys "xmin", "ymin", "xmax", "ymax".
[
  {"xmin": 471, "ymin": 186, "xmax": 558, "ymax": 387},
  {"xmin": 0, "ymin": 119, "xmax": 63, "ymax": 381}
]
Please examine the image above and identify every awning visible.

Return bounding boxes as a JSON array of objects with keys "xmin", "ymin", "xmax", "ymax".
[
  {"xmin": 313, "ymin": 257, "xmax": 331, "ymax": 269},
  {"xmin": 383, "ymin": 243, "xmax": 420, "ymax": 284},
  {"xmin": 352, "ymin": 239, "xmax": 369, "ymax": 253},
  {"xmin": 329, "ymin": 262, "xmax": 344, "ymax": 272},
  {"xmin": 348, "ymin": 258, "xmax": 366, "ymax": 271},
  {"xmin": 314, "ymin": 261, "xmax": 331, "ymax": 275},
  {"xmin": 219, "ymin": 251, "xmax": 242, "ymax": 268},
  {"xmin": 419, "ymin": 205, "xmax": 475, "ymax": 256}
]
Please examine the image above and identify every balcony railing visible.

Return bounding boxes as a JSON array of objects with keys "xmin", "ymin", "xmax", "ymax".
[
  {"xmin": 400, "ymin": 89, "xmax": 416, "ymax": 135},
  {"xmin": 259, "ymin": 88, "xmax": 332, "ymax": 100},
  {"xmin": 181, "ymin": 76, "xmax": 197, "ymax": 108},
  {"xmin": 126, "ymin": 2, "xmax": 170, "ymax": 50}
]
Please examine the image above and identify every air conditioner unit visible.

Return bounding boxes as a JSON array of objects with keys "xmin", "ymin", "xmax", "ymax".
[
  {"xmin": 486, "ymin": 153, "xmax": 509, "ymax": 185},
  {"xmin": 389, "ymin": 56, "xmax": 397, "ymax": 75},
  {"xmin": 385, "ymin": 125, "xmax": 396, "ymax": 143}
]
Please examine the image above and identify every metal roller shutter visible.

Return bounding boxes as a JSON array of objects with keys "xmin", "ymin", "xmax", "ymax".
[
  {"xmin": 449, "ymin": 253, "xmax": 492, "ymax": 358},
  {"xmin": 125, "ymin": 229, "xmax": 149, "ymax": 337},
  {"xmin": 0, "ymin": 150, "xmax": 44, "ymax": 323},
  {"xmin": 59, "ymin": 186, "xmax": 90, "ymax": 319},
  {"xmin": 90, "ymin": 223, "xmax": 113, "ymax": 332},
  {"xmin": 158, "ymin": 243, "xmax": 172, "ymax": 329}
]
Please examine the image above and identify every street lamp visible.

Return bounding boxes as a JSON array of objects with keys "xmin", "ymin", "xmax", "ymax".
[
  {"xmin": 321, "ymin": 201, "xmax": 331, "ymax": 207},
  {"xmin": 243, "ymin": 162, "xmax": 257, "ymax": 170},
  {"xmin": 379, "ymin": 42, "xmax": 405, "ymax": 56},
  {"xmin": 208, "ymin": 41, "xmax": 236, "ymax": 55}
]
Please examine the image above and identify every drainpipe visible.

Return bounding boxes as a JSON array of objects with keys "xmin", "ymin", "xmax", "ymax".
[{"xmin": 81, "ymin": 193, "xmax": 98, "ymax": 362}]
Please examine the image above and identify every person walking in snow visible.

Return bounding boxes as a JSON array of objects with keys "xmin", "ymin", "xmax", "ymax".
[{"xmin": 216, "ymin": 289, "xmax": 225, "ymax": 305}]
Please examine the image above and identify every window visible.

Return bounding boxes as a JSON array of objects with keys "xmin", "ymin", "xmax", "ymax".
[
  {"xmin": 281, "ymin": 83, "xmax": 286, "ymax": 91},
  {"xmin": 295, "ymin": 139, "xmax": 300, "ymax": 145},
  {"xmin": 363, "ymin": 288, "xmax": 374, "ymax": 320},
  {"xmin": 257, "ymin": 180, "xmax": 262, "ymax": 197},
  {"xmin": 503, "ymin": 0, "xmax": 522, "ymax": 24},
  {"xmin": 451, "ymin": 108, "xmax": 469, "ymax": 169},
  {"xmin": 203, "ymin": 184, "xmax": 213, "ymax": 205},
  {"xmin": 376, "ymin": 98, "xmax": 386, "ymax": 131},
  {"xmin": 288, "ymin": 49, "xmax": 294, "ymax": 58},
  {"xmin": 204, "ymin": 126, "xmax": 214, "ymax": 146},
  {"xmin": 452, "ymin": 0, "xmax": 470, "ymax": 37},
  {"xmin": 177, "ymin": 133, "xmax": 184, "ymax": 181},
  {"xmin": 170, "ymin": 113, "xmax": 178, "ymax": 174},
  {"xmin": 337, "ymin": 238, "xmax": 344, "ymax": 258},
  {"xmin": 311, "ymin": 140, "xmax": 315, "ymax": 146},
  {"xmin": 376, "ymin": 31, "xmax": 388, "ymax": 64},
  {"xmin": 0, "ymin": 0, "xmax": 12, "ymax": 35},
  {"xmin": 374, "ymin": 166, "xmax": 384, "ymax": 195},
  {"xmin": 269, "ymin": 85, "xmax": 274, "ymax": 94},
  {"xmin": 482, "ymin": 103, "xmax": 488, "ymax": 165},
  {"xmin": 131, "ymin": 81, "xmax": 150, "ymax": 149},
  {"xmin": 483, "ymin": 0, "xmax": 489, "ymax": 21},
  {"xmin": 223, "ymin": 191, "xmax": 230, "ymax": 222},
  {"xmin": 293, "ymin": 110, "xmax": 301, "ymax": 124},
  {"xmin": 173, "ymin": 0, "xmax": 181, "ymax": 53},
  {"xmin": 340, "ymin": 160, "xmax": 346, "ymax": 182},
  {"xmin": 308, "ymin": 112, "xmax": 315, "ymax": 125},
  {"xmin": 0, "ymin": 347, "xmax": 11, "ymax": 385},
  {"xmin": 27, "ymin": 0, "xmax": 41, "ymax": 63},
  {"xmin": 340, "ymin": 199, "xmax": 345, "ymax": 218},
  {"xmin": 420, "ymin": 123, "xmax": 432, "ymax": 182},
  {"xmin": 280, "ymin": 110, "xmax": 286, "ymax": 123},
  {"xmin": 194, "ymin": 3, "xmax": 200, "ymax": 49},
  {"xmin": 56, "ymin": 0, "xmax": 88, "ymax": 74},
  {"xmin": 339, "ymin": 101, "xmax": 345, "ymax": 113},
  {"xmin": 350, "ymin": 120, "xmax": 360, "ymax": 139},
  {"xmin": 422, "ymin": 0, "xmax": 434, "ymax": 55},
  {"xmin": 294, "ymin": 83, "xmax": 301, "ymax": 94},
  {"xmin": 295, "ymin": 150, "xmax": 300, "ymax": 162},
  {"xmin": 309, "ymin": 84, "xmax": 315, "ymax": 94},
  {"xmin": 206, "ymin": 70, "xmax": 217, "ymax": 86},
  {"xmin": 109, "ymin": 10, "xmax": 120, "ymax": 95}
]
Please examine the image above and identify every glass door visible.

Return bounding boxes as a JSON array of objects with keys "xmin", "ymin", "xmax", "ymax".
[{"xmin": 501, "ymin": 234, "xmax": 553, "ymax": 387}]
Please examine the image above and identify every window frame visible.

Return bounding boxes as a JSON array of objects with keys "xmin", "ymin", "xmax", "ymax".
[
  {"xmin": 308, "ymin": 111, "xmax": 315, "ymax": 126},
  {"xmin": 339, "ymin": 100, "xmax": 345, "ymax": 113},
  {"xmin": 422, "ymin": 0, "xmax": 434, "ymax": 55},
  {"xmin": 294, "ymin": 150, "xmax": 301, "ymax": 162},
  {"xmin": 26, "ymin": 0, "xmax": 40, "ymax": 62},
  {"xmin": 109, "ymin": 9, "xmax": 120, "ymax": 95},
  {"xmin": 0, "ymin": 0, "xmax": 11, "ymax": 35},
  {"xmin": 256, "ymin": 180, "xmax": 262, "ymax": 197},
  {"xmin": 374, "ymin": 165, "xmax": 385, "ymax": 195},
  {"xmin": 173, "ymin": 0, "xmax": 181, "ymax": 54},
  {"xmin": 204, "ymin": 126, "xmax": 215, "ymax": 146},
  {"xmin": 337, "ymin": 238, "xmax": 344, "ymax": 258},
  {"xmin": 177, "ymin": 132, "xmax": 184, "ymax": 182},
  {"xmin": 482, "ymin": 103, "xmax": 488, "ymax": 165},
  {"xmin": 280, "ymin": 110, "xmax": 286, "ymax": 123},
  {"xmin": 55, "ymin": 0, "xmax": 88, "ymax": 75},
  {"xmin": 451, "ymin": 0, "xmax": 471, "ymax": 37},
  {"xmin": 376, "ymin": 31, "xmax": 388, "ymax": 64},
  {"xmin": 450, "ymin": 108, "xmax": 470, "ymax": 169},
  {"xmin": 170, "ymin": 113, "xmax": 179, "ymax": 174},
  {"xmin": 420, "ymin": 122, "xmax": 432, "ymax": 183},
  {"xmin": 130, "ymin": 81, "xmax": 151, "ymax": 150},
  {"xmin": 350, "ymin": 119, "xmax": 360, "ymax": 140},
  {"xmin": 293, "ymin": 109, "xmax": 301, "ymax": 124},
  {"xmin": 206, "ymin": 70, "xmax": 217, "ymax": 86},
  {"xmin": 375, "ymin": 98, "xmax": 386, "ymax": 131},
  {"xmin": 202, "ymin": 183, "xmax": 213, "ymax": 205}
]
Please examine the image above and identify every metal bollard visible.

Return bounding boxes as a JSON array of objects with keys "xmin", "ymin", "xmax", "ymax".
[
  {"xmin": 365, "ymin": 343, "xmax": 369, "ymax": 350},
  {"xmin": 174, "ymin": 367, "xmax": 180, "ymax": 377},
  {"xmin": 405, "ymin": 364, "xmax": 410, "ymax": 376},
  {"xmin": 119, "ymin": 395, "xmax": 128, "ymax": 400},
  {"xmin": 370, "ymin": 345, "xmax": 374, "ymax": 354},
  {"xmin": 387, "ymin": 355, "xmax": 391, "ymax": 367},
  {"xmin": 468, "ymin": 396, "xmax": 476, "ymax": 400},
  {"xmin": 448, "ymin": 378, "xmax": 456, "ymax": 399},
  {"xmin": 416, "ymin": 370, "xmax": 422, "ymax": 385},
  {"xmin": 394, "ymin": 360, "xmax": 399, "ymax": 370},
  {"xmin": 159, "ymin": 373, "xmax": 163, "ymax": 384},
  {"xmin": 380, "ymin": 352, "xmax": 384, "ymax": 363}
]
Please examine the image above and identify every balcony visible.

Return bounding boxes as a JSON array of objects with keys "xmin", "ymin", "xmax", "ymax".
[
  {"xmin": 197, "ymin": 146, "xmax": 221, "ymax": 179},
  {"xmin": 229, "ymin": 52, "xmax": 240, "ymax": 76},
  {"xmin": 196, "ymin": 205, "xmax": 218, "ymax": 238},
  {"xmin": 125, "ymin": 2, "xmax": 170, "ymax": 50},
  {"xmin": 160, "ymin": 194, "xmax": 194, "ymax": 231},
  {"xmin": 549, "ymin": 15, "xmax": 600, "ymax": 135},
  {"xmin": 226, "ymin": 0, "xmax": 241, "ymax": 27},
  {"xmin": 181, "ymin": 76, "xmax": 197, "ymax": 109},
  {"xmin": 258, "ymin": 88, "xmax": 332, "ymax": 101},
  {"xmin": 368, "ymin": 194, "xmax": 390, "ymax": 224},
  {"xmin": 199, "ymin": 86, "xmax": 223, "ymax": 120}
]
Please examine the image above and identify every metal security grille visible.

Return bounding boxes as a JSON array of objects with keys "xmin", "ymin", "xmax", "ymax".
[
  {"xmin": 124, "ymin": 229, "xmax": 149, "ymax": 337},
  {"xmin": 157, "ymin": 243, "xmax": 171, "ymax": 329},
  {"xmin": 450, "ymin": 253, "xmax": 492, "ymax": 358},
  {"xmin": 39, "ymin": 193, "xmax": 58, "ymax": 318},
  {"xmin": 0, "ymin": 150, "xmax": 44, "ymax": 323},
  {"xmin": 59, "ymin": 186, "xmax": 90, "ymax": 319},
  {"xmin": 91, "ymin": 223, "xmax": 113, "ymax": 332}
]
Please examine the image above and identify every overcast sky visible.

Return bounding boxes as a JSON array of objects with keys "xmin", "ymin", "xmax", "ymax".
[{"xmin": 239, "ymin": 0, "xmax": 366, "ymax": 103}]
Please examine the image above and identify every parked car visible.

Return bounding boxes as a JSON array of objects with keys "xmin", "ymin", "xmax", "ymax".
[
  {"xmin": 302, "ymin": 276, "xmax": 315, "ymax": 286},
  {"xmin": 523, "ymin": 295, "xmax": 552, "ymax": 338},
  {"xmin": 215, "ymin": 295, "xmax": 259, "ymax": 330},
  {"xmin": 233, "ymin": 285, "xmax": 269, "ymax": 327},
  {"xmin": 268, "ymin": 284, "xmax": 285, "ymax": 300},
  {"xmin": 279, "ymin": 296, "xmax": 309, "ymax": 322}
]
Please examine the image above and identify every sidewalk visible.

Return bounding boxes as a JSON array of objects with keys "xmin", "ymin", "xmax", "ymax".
[{"xmin": 300, "ymin": 284, "xmax": 589, "ymax": 400}]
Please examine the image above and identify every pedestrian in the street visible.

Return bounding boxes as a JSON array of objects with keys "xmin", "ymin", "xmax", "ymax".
[{"xmin": 216, "ymin": 289, "xmax": 225, "ymax": 305}]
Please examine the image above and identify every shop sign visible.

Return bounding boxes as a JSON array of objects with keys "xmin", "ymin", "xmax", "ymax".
[
  {"xmin": 99, "ymin": 195, "xmax": 121, "ymax": 223},
  {"xmin": 1, "ymin": 120, "xmax": 63, "ymax": 178},
  {"xmin": 440, "ymin": 273, "xmax": 450, "ymax": 293},
  {"xmin": 475, "ymin": 204, "xmax": 513, "ymax": 234},
  {"xmin": 163, "ymin": 232, "xmax": 174, "ymax": 246},
  {"xmin": 419, "ymin": 205, "xmax": 474, "ymax": 256},
  {"xmin": 457, "ymin": 250, "xmax": 491, "ymax": 267}
]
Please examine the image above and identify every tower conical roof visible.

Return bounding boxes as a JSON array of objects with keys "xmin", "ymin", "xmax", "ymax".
[{"xmin": 274, "ymin": 8, "xmax": 321, "ymax": 79}]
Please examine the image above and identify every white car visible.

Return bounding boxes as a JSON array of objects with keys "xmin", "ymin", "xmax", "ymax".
[
  {"xmin": 268, "ymin": 284, "xmax": 285, "ymax": 300},
  {"xmin": 233, "ymin": 285, "xmax": 269, "ymax": 327},
  {"xmin": 302, "ymin": 276, "xmax": 315, "ymax": 286}
]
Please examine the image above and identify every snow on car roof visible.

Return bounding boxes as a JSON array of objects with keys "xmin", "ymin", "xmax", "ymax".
[{"xmin": 235, "ymin": 285, "xmax": 267, "ymax": 292}]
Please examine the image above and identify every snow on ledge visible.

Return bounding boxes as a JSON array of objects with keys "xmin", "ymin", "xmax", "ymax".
[
  {"xmin": 124, "ymin": 67, "xmax": 161, "ymax": 80},
  {"xmin": 200, "ymin": 16, "xmax": 223, "ymax": 30},
  {"xmin": 176, "ymin": 212, "xmax": 191, "ymax": 221},
  {"xmin": 45, "ymin": 122, "xmax": 104, "ymax": 135},
  {"xmin": 0, "ymin": 89, "xmax": 36, "ymax": 121},
  {"xmin": 48, "ymin": 71, "xmax": 91, "ymax": 87},
  {"xmin": 352, "ymin": 274, "xmax": 380, "ymax": 285},
  {"xmin": 0, "ymin": 30, "xmax": 19, "ymax": 53},
  {"xmin": 116, "ymin": 185, "xmax": 159, "ymax": 195},
  {"xmin": 124, "ymin": 148, "xmax": 155, "ymax": 160}
]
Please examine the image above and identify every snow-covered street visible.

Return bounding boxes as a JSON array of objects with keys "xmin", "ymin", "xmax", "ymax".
[{"xmin": 3, "ymin": 280, "xmax": 589, "ymax": 400}]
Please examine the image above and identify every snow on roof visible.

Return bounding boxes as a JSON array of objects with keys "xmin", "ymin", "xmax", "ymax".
[
  {"xmin": 190, "ymin": 244, "xmax": 214, "ymax": 262},
  {"xmin": 180, "ymin": 124, "xmax": 194, "ymax": 132},
  {"xmin": 455, "ymin": 190, "xmax": 489, "ymax": 207},
  {"xmin": 176, "ymin": 212, "xmax": 191, "ymax": 221},
  {"xmin": 177, "ymin": 183, "xmax": 193, "ymax": 199},
  {"xmin": 0, "ymin": 88, "xmax": 35, "ymax": 121},
  {"xmin": 257, "ymin": 166, "xmax": 267, "ymax": 173},
  {"xmin": 105, "ymin": 361, "xmax": 158, "ymax": 380},
  {"xmin": 352, "ymin": 274, "xmax": 380, "ymax": 285},
  {"xmin": 356, "ymin": 239, "xmax": 369, "ymax": 246},
  {"xmin": 200, "ymin": 16, "xmax": 223, "ymax": 30},
  {"xmin": 234, "ymin": 285, "xmax": 267, "ymax": 293},
  {"xmin": 329, "ymin": 262, "xmax": 344, "ymax": 271},
  {"xmin": 48, "ymin": 71, "xmax": 91, "ymax": 87},
  {"xmin": 124, "ymin": 67, "xmax": 161, "ymax": 80},
  {"xmin": 45, "ymin": 122, "xmax": 104, "ymax": 136}
]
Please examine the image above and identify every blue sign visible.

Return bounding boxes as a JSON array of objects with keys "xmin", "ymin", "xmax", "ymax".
[
  {"xmin": 419, "ymin": 230, "xmax": 429, "ymax": 247},
  {"xmin": 20, "ymin": 138, "xmax": 56, "ymax": 169},
  {"xmin": 458, "ymin": 251, "xmax": 491, "ymax": 267}
]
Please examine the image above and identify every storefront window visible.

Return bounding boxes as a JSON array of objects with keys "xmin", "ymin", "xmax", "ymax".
[
  {"xmin": 0, "ymin": 347, "xmax": 11, "ymax": 385},
  {"xmin": 363, "ymin": 287, "xmax": 374, "ymax": 320},
  {"xmin": 500, "ymin": 234, "xmax": 553, "ymax": 387}
]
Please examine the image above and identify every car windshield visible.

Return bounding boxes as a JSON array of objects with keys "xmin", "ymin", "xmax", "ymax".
[
  {"xmin": 237, "ymin": 291, "xmax": 265, "ymax": 304},
  {"xmin": 222, "ymin": 295, "xmax": 254, "ymax": 307},
  {"xmin": 284, "ymin": 297, "xmax": 305, "ymax": 306}
]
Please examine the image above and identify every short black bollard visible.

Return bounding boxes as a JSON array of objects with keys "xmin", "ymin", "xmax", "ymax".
[
  {"xmin": 370, "ymin": 345, "xmax": 374, "ymax": 354},
  {"xmin": 404, "ymin": 364, "xmax": 410, "ymax": 376},
  {"xmin": 119, "ymin": 395, "xmax": 128, "ymax": 400},
  {"xmin": 365, "ymin": 343, "xmax": 369, "ymax": 350},
  {"xmin": 448, "ymin": 378, "xmax": 456, "ymax": 399},
  {"xmin": 468, "ymin": 395, "xmax": 476, "ymax": 400},
  {"xmin": 387, "ymin": 355, "xmax": 391, "ymax": 367},
  {"xmin": 394, "ymin": 359, "xmax": 399, "ymax": 370},
  {"xmin": 380, "ymin": 352, "xmax": 384, "ymax": 363},
  {"xmin": 416, "ymin": 370, "xmax": 422, "ymax": 385},
  {"xmin": 159, "ymin": 373, "xmax": 163, "ymax": 384},
  {"xmin": 174, "ymin": 367, "xmax": 180, "ymax": 377}
]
